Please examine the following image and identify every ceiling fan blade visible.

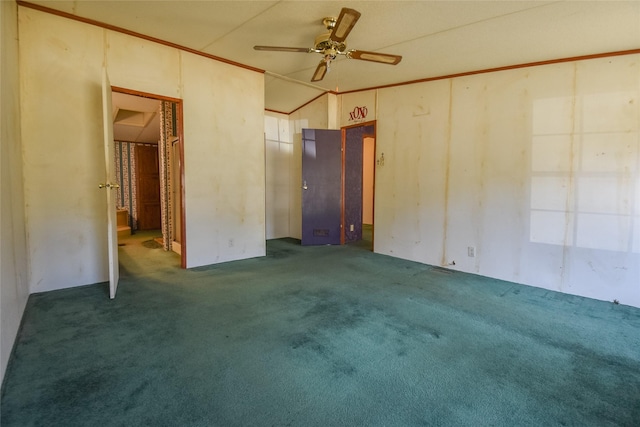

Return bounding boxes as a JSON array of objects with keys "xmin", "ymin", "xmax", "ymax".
[
  {"xmin": 254, "ymin": 46, "xmax": 311, "ymax": 53},
  {"xmin": 329, "ymin": 8, "xmax": 361, "ymax": 43},
  {"xmin": 349, "ymin": 50, "xmax": 402, "ymax": 65},
  {"xmin": 311, "ymin": 61, "xmax": 328, "ymax": 82}
]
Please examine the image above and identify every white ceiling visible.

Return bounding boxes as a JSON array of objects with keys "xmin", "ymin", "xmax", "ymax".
[
  {"xmin": 28, "ymin": 1, "xmax": 640, "ymax": 113},
  {"xmin": 111, "ymin": 92, "xmax": 161, "ymax": 143}
]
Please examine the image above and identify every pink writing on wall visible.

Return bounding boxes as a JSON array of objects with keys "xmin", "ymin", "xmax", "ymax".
[{"xmin": 349, "ymin": 106, "xmax": 368, "ymax": 121}]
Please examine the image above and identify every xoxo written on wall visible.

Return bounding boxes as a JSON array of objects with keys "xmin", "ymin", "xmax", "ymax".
[{"xmin": 348, "ymin": 106, "xmax": 368, "ymax": 122}]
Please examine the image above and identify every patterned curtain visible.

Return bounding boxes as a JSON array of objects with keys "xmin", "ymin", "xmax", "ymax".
[
  {"xmin": 114, "ymin": 141, "xmax": 138, "ymax": 231},
  {"xmin": 159, "ymin": 102, "xmax": 174, "ymax": 251}
]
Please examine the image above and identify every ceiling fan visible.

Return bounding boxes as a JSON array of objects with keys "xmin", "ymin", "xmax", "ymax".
[{"xmin": 254, "ymin": 8, "xmax": 402, "ymax": 82}]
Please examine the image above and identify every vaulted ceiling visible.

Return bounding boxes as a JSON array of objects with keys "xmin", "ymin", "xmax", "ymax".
[{"xmin": 24, "ymin": 1, "xmax": 640, "ymax": 114}]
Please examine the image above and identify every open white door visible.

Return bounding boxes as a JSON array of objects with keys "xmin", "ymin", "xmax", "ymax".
[{"xmin": 101, "ymin": 69, "xmax": 119, "ymax": 299}]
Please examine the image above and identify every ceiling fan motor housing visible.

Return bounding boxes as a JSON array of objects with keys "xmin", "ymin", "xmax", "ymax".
[{"xmin": 314, "ymin": 32, "xmax": 347, "ymax": 55}]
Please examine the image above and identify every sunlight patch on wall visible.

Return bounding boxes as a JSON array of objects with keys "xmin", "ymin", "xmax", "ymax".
[{"xmin": 530, "ymin": 91, "xmax": 639, "ymax": 253}]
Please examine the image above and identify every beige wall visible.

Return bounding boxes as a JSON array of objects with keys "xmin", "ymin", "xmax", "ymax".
[
  {"xmin": 265, "ymin": 111, "xmax": 291, "ymax": 239},
  {"xmin": 270, "ymin": 55, "xmax": 640, "ymax": 307},
  {"xmin": 18, "ymin": 7, "xmax": 265, "ymax": 292},
  {"xmin": 340, "ymin": 91, "xmax": 376, "ymax": 128},
  {"xmin": 362, "ymin": 137, "xmax": 375, "ymax": 225},
  {"xmin": 180, "ymin": 53, "xmax": 265, "ymax": 266},
  {"xmin": 1, "ymin": 0, "xmax": 30, "ymax": 382},
  {"xmin": 373, "ymin": 55, "xmax": 640, "ymax": 307}
]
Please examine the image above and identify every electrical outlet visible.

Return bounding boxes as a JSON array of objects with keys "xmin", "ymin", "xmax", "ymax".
[
  {"xmin": 468, "ymin": 246, "xmax": 475, "ymax": 257},
  {"xmin": 350, "ymin": 224, "xmax": 354, "ymax": 232},
  {"xmin": 228, "ymin": 239, "xmax": 234, "ymax": 248}
]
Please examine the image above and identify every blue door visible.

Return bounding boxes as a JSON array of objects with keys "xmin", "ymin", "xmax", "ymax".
[{"xmin": 301, "ymin": 129, "xmax": 342, "ymax": 245}]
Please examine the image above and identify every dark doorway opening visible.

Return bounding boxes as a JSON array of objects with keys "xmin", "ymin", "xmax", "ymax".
[{"xmin": 343, "ymin": 121, "xmax": 376, "ymax": 250}]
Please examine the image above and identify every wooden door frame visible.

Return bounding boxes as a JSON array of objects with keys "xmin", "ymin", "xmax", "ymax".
[
  {"xmin": 340, "ymin": 120, "xmax": 377, "ymax": 247},
  {"xmin": 111, "ymin": 86, "xmax": 187, "ymax": 269}
]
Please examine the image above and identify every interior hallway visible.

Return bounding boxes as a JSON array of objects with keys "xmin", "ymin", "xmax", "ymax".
[{"xmin": 1, "ymin": 234, "xmax": 639, "ymax": 426}]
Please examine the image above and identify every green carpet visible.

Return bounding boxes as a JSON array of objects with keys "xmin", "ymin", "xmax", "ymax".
[{"xmin": 2, "ymin": 231, "xmax": 639, "ymax": 426}]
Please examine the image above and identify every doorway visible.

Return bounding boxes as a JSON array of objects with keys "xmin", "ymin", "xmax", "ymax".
[
  {"xmin": 343, "ymin": 121, "xmax": 376, "ymax": 250},
  {"xmin": 110, "ymin": 88, "xmax": 186, "ymax": 268},
  {"xmin": 300, "ymin": 122, "xmax": 376, "ymax": 250}
]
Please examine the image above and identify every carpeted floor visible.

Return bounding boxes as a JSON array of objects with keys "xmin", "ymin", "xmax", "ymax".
[{"xmin": 2, "ymin": 231, "xmax": 639, "ymax": 426}]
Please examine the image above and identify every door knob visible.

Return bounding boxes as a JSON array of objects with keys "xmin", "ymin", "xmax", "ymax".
[
  {"xmin": 98, "ymin": 183, "xmax": 120, "ymax": 190},
  {"xmin": 302, "ymin": 180, "xmax": 308, "ymax": 190}
]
